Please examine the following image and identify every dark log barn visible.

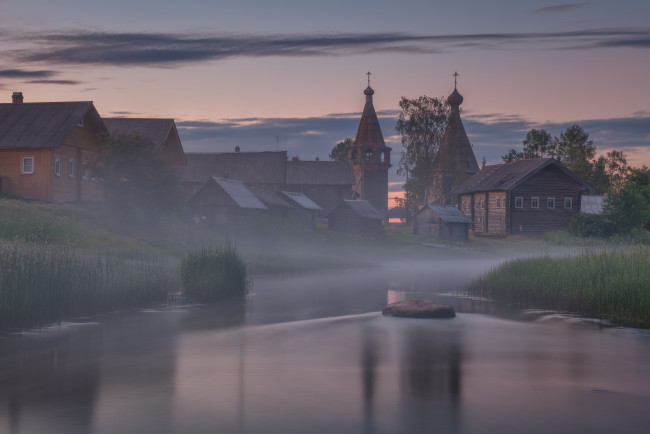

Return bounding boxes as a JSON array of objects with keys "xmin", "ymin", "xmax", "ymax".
[
  {"xmin": 454, "ymin": 158, "xmax": 593, "ymax": 235},
  {"xmin": 327, "ymin": 200, "xmax": 384, "ymax": 236},
  {"xmin": 413, "ymin": 204, "xmax": 471, "ymax": 241}
]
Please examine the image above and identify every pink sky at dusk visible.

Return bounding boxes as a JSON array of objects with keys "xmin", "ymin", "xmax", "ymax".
[{"xmin": 1, "ymin": 0, "xmax": 649, "ymax": 174}]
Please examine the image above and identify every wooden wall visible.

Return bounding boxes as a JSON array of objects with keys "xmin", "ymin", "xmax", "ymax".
[{"xmin": 0, "ymin": 149, "xmax": 50, "ymax": 200}]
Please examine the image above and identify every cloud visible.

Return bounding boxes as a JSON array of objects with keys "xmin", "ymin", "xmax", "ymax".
[
  {"xmin": 25, "ymin": 79, "xmax": 81, "ymax": 85},
  {"xmin": 532, "ymin": 3, "xmax": 590, "ymax": 14},
  {"xmin": 0, "ymin": 69, "xmax": 57, "ymax": 78},
  {"xmin": 2, "ymin": 27, "xmax": 648, "ymax": 67}
]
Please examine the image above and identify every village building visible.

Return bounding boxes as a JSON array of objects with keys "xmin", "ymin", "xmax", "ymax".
[
  {"xmin": 0, "ymin": 92, "xmax": 106, "ymax": 202},
  {"xmin": 103, "ymin": 118, "xmax": 187, "ymax": 167},
  {"xmin": 348, "ymin": 78, "xmax": 391, "ymax": 213},
  {"xmin": 327, "ymin": 199, "xmax": 384, "ymax": 236},
  {"xmin": 454, "ymin": 158, "xmax": 593, "ymax": 235},
  {"xmin": 413, "ymin": 204, "xmax": 472, "ymax": 241},
  {"xmin": 429, "ymin": 79, "xmax": 479, "ymax": 205},
  {"xmin": 285, "ymin": 159, "xmax": 354, "ymax": 214},
  {"xmin": 280, "ymin": 191, "xmax": 323, "ymax": 228},
  {"xmin": 186, "ymin": 177, "xmax": 267, "ymax": 226}
]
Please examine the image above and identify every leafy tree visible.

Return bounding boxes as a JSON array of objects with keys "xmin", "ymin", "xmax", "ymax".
[
  {"xmin": 522, "ymin": 128, "xmax": 554, "ymax": 158},
  {"xmin": 589, "ymin": 150, "xmax": 630, "ymax": 194},
  {"xmin": 603, "ymin": 166, "xmax": 650, "ymax": 233},
  {"xmin": 554, "ymin": 124, "xmax": 596, "ymax": 181},
  {"xmin": 501, "ymin": 148, "xmax": 523, "ymax": 163},
  {"xmin": 93, "ymin": 132, "xmax": 179, "ymax": 221},
  {"xmin": 395, "ymin": 95, "xmax": 450, "ymax": 205},
  {"xmin": 481, "ymin": 156, "xmax": 487, "ymax": 169},
  {"xmin": 329, "ymin": 138, "xmax": 353, "ymax": 161}
]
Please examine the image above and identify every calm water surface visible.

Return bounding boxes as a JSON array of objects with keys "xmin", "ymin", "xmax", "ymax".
[{"xmin": 1, "ymin": 259, "xmax": 650, "ymax": 434}]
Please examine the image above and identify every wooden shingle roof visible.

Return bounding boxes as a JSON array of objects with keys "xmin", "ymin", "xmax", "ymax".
[
  {"xmin": 453, "ymin": 158, "xmax": 592, "ymax": 194},
  {"xmin": 210, "ymin": 177, "xmax": 267, "ymax": 209},
  {"xmin": 0, "ymin": 101, "xmax": 105, "ymax": 148},
  {"xmin": 425, "ymin": 205, "xmax": 472, "ymax": 224},
  {"xmin": 286, "ymin": 160, "xmax": 355, "ymax": 185},
  {"xmin": 178, "ymin": 151, "xmax": 287, "ymax": 184},
  {"xmin": 281, "ymin": 191, "xmax": 323, "ymax": 211},
  {"xmin": 104, "ymin": 118, "xmax": 174, "ymax": 151},
  {"xmin": 329, "ymin": 199, "xmax": 382, "ymax": 220}
]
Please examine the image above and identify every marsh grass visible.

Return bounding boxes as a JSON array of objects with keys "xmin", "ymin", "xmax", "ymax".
[
  {"xmin": 467, "ymin": 248, "xmax": 650, "ymax": 328},
  {"xmin": 0, "ymin": 242, "xmax": 177, "ymax": 329},
  {"xmin": 180, "ymin": 243, "xmax": 249, "ymax": 301}
]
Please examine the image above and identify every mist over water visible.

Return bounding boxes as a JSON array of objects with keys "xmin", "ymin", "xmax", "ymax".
[{"xmin": 1, "ymin": 257, "xmax": 649, "ymax": 434}]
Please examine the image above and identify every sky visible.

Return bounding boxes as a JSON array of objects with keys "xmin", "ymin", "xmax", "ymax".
[{"xmin": 1, "ymin": 0, "xmax": 649, "ymax": 200}]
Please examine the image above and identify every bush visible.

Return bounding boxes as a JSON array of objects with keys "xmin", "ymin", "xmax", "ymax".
[
  {"xmin": 180, "ymin": 243, "xmax": 249, "ymax": 301},
  {"xmin": 569, "ymin": 212, "xmax": 613, "ymax": 238}
]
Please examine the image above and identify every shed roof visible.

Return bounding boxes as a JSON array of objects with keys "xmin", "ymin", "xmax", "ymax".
[
  {"xmin": 453, "ymin": 158, "xmax": 592, "ymax": 194},
  {"xmin": 281, "ymin": 191, "xmax": 323, "ymax": 211},
  {"xmin": 251, "ymin": 188, "xmax": 293, "ymax": 208},
  {"xmin": 211, "ymin": 177, "xmax": 267, "ymax": 209},
  {"xmin": 330, "ymin": 200, "xmax": 382, "ymax": 220},
  {"xmin": 0, "ymin": 101, "xmax": 105, "ymax": 148},
  {"xmin": 422, "ymin": 205, "xmax": 472, "ymax": 223},
  {"xmin": 286, "ymin": 160, "xmax": 355, "ymax": 185},
  {"xmin": 178, "ymin": 152, "xmax": 287, "ymax": 184}
]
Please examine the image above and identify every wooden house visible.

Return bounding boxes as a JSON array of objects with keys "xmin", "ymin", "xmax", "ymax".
[
  {"xmin": 0, "ymin": 93, "xmax": 106, "ymax": 202},
  {"xmin": 413, "ymin": 205, "xmax": 471, "ymax": 241},
  {"xmin": 103, "ymin": 118, "xmax": 187, "ymax": 167},
  {"xmin": 280, "ymin": 191, "xmax": 323, "ymax": 228},
  {"xmin": 250, "ymin": 187, "xmax": 294, "ymax": 218},
  {"xmin": 453, "ymin": 158, "xmax": 593, "ymax": 235},
  {"xmin": 187, "ymin": 177, "xmax": 267, "ymax": 226},
  {"xmin": 177, "ymin": 151, "xmax": 288, "ymax": 199},
  {"xmin": 327, "ymin": 200, "xmax": 384, "ymax": 236},
  {"xmin": 285, "ymin": 160, "xmax": 355, "ymax": 215}
]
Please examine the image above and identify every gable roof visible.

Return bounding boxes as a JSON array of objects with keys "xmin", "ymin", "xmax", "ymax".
[
  {"xmin": 281, "ymin": 191, "xmax": 323, "ymax": 211},
  {"xmin": 0, "ymin": 101, "xmax": 105, "ymax": 148},
  {"xmin": 286, "ymin": 160, "xmax": 355, "ymax": 185},
  {"xmin": 210, "ymin": 177, "xmax": 267, "ymax": 209},
  {"xmin": 419, "ymin": 204, "xmax": 471, "ymax": 224},
  {"xmin": 178, "ymin": 151, "xmax": 287, "ymax": 185},
  {"xmin": 251, "ymin": 188, "xmax": 294, "ymax": 208},
  {"xmin": 329, "ymin": 199, "xmax": 382, "ymax": 220},
  {"xmin": 103, "ymin": 118, "xmax": 187, "ymax": 165},
  {"xmin": 453, "ymin": 158, "xmax": 592, "ymax": 195}
]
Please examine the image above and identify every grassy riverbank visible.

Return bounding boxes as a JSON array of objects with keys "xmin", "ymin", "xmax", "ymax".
[{"xmin": 466, "ymin": 248, "xmax": 650, "ymax": 328}]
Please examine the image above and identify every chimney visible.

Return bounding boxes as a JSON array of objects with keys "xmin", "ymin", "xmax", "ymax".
[
  {"xmin": 235, "ymin": 146, "xmax": 240, "ymax": 153},
  {"xmin": 12, "ymin": 92, "xmax": 23, "ymax": 104}
]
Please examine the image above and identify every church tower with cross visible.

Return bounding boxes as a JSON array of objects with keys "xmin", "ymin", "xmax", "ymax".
[
  {"xmin": 349, "ymin": 72, "xmax": 392, "ymax": 212},
  {"xmin": 429, "ymin": 72, "xmax": 479, "ymax": 205}
]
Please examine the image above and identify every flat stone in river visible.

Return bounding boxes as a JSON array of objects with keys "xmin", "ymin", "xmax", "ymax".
[{"xmin": 382, "ymin": 299, "xmax": 456, "ymax": 319}]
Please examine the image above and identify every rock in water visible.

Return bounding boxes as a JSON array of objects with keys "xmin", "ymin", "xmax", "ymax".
[{"xmin": 382, "ymin": 299, "xmax": 456, "ymax": 319}]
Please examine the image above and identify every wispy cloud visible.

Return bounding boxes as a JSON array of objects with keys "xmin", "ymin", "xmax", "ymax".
[
  {"xmin": 2, "ymin": 27, "xmax": 648, "ymax": 68},
  {"xmin": 532, "ymin": 3, "xmax": 590, "ymax": 14},
  {"xmin": 25, "ymin": 79, "xmax": 81, "ymax": 85},
  {"xmin": 0, "ymin": 69, "xmax": 57, "ymax": 78}
]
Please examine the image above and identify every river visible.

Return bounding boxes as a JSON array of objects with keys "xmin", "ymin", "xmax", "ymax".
[{"xmin": 1, "ymin": 258, "xmax": 650, "ymax": 433}]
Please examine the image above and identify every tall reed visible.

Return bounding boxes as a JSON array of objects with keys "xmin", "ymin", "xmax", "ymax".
[
  {"xmin": 0, "ymin": 242, "xmax": 177, "ymax": 329},
  {"xmin": 180, "ymin": 243, "xmax": 249, "ymax": 301},
  {"xmin": 466, "ymin": 248, "xmax": 650, "ymax": 328}
]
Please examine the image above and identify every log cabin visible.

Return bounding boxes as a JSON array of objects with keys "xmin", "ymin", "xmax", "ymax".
[
  {"xmin": 0, "ymin": 93, "xmax": 106, "ymax": 202},
  {"xmin": 453, "ymin": 158, "xmax": 593, "ymax": 235},
  {"xmin": 413, "ymin": 204, "xmax": 471, "ymax": 241},
  {"xmin": 327, "ymin": 200, "xmax": 384, "ymax": 236}
]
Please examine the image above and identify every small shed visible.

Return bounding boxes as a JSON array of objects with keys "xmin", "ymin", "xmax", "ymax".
[
  {"xmin": 281, "ymin": 191, "xmax": 323, "ymax": 228},
  {"xmin": 251, "ymin": 188, "xmax": 294, "ymax": 218},
  {"xmin": 413, "ymin": 205, "xmax": 471, "ymax": 241},
  {"xmin": 187, "ymin": 177, "xmax": 267, "ymax": 226},
  {"xmin": 580, "ymin": 195, "xmax": 605, "ymax": 214},
  {"xmin": 326, "ymin": 200, "xmax": 384, "ymax": 236}
]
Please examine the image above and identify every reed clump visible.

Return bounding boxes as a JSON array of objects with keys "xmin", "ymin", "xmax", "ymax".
[
  {"xmin": 0, "ymin": 242, "xmax": 177, "ymax": 329},
  {"xmin": 467, "ymin": 248, "xmax": 650, "ymax": 328},
  {"xmin": 180, "ymin": 243, "xmax": 249, "ymax": 302}
]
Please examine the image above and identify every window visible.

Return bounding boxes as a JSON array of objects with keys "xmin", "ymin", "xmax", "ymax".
[
  {"xmin": 82, "ymin": 161, "xmax": 88, "ymax": 179},
  {"xmin": 21, "ymin": 157, "xmax": 34, "ymax": 174},
  {"xmin": 54, "ymin": 157, "xmax": 61, "ymax": 176},
  {"xmin": 531, "ymin": 197, "xmax": 539, "ymax": 208},
  {"xmin": 547, "ymin": 197, "xmax": 555, "ymax": 208},
  {"xmin": 68, "ymin": 159, "xmax": 75, "ymax": 178},
  {"xmin": 564, "ymin": 197, "xmax": 572, "ymax": 209},
  {"xmin": 481, "ymin": 201, "xmax": 485, "ymax": 210},
  {"xmin": 496, "ymin": 198, "xmax": 501, "ymax": 208},
  {"xmin": 515, "ymin": 196, "xmax": 523, "ymax": 208}
]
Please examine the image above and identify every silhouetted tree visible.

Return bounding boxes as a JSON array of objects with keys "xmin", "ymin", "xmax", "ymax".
[{"xmin": 329, "ymin": 138, "xmax": 353, "ymax": 161}]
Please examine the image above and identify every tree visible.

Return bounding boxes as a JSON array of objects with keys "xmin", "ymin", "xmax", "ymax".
[
  {"xmin": 329, "ymin": 138, "xmax": 353, "ymax": 161},
  {"xmin": 603, "ymin": 166, "xmax": 650, "ymax": 233},
  {"xmin": 501, "ymin": 148, "xmax": 523, "ymax": 163},
  {"xmin": 481, "ymin": 156, "xmax": 487, "ymax": 169},
  {"xmin": 522, "ymin": 128, "xmax": 554, "ymax": 159},
  {"xmin": 93, "ymin": 132, "xmax": 179, "ymax": 221},
  {"xmin": 554, "ymin": 124, "xmax": 596, "ymax": 181},
  {"xmin": 395, "ymin": 96, "xmax": 450, "ymax": 206}
]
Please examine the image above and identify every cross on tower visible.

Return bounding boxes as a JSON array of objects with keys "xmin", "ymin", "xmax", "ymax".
[
  {"xmin": 367, "ymin": 71, "xmax": 372, "ymax": 87},
  {"xmin": 453, "ymin": 71, "xmax": 459, "ymax": 88}
]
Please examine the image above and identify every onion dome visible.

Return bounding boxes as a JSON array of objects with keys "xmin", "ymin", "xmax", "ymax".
[
  {"xmin": 364, "ymin": 86, "xmax": 374, "ymax": 96},
  {"xmin": 447, "ymin": 87, "xmax": 463, "ymax": 106}
]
